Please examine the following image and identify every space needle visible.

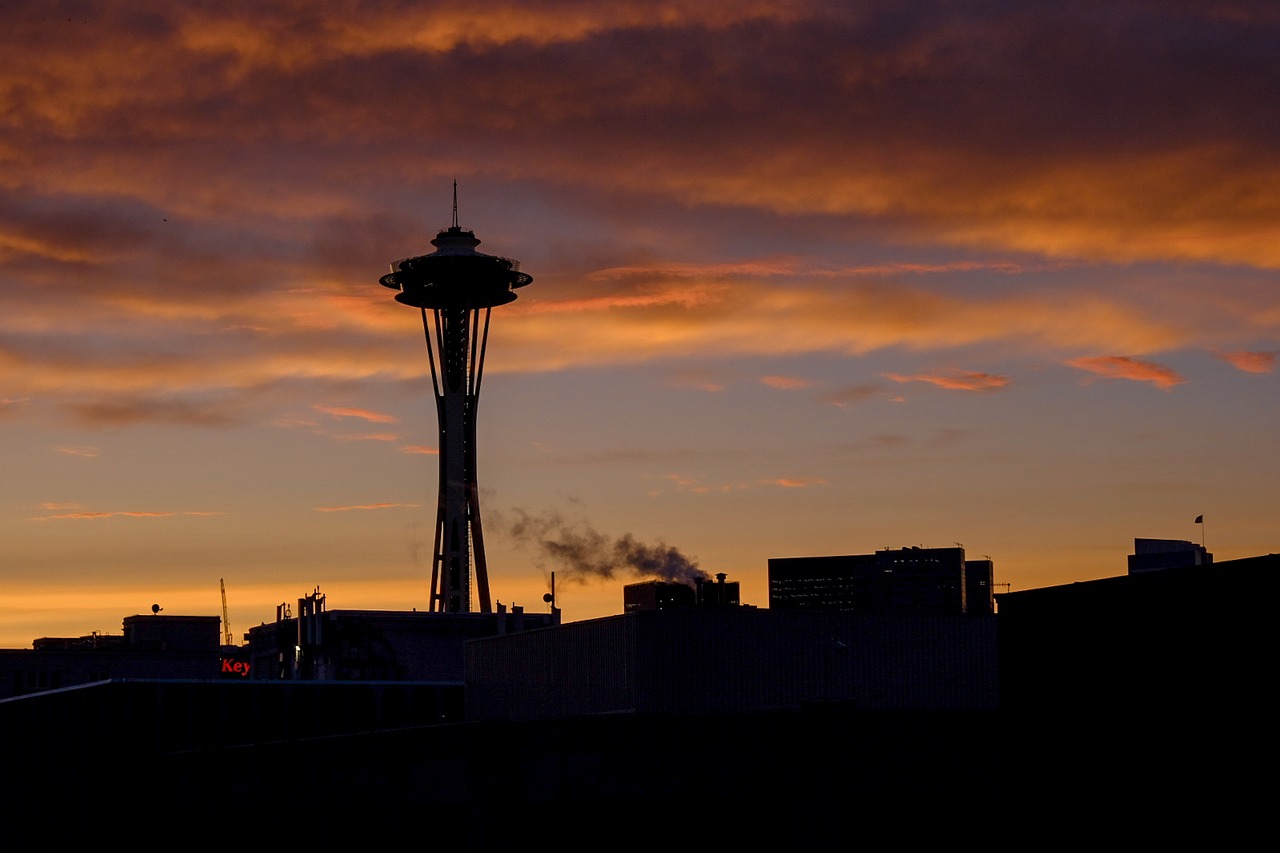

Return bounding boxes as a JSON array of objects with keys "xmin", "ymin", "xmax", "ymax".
[{"xmin": 379, "ymin": 187, "xmax": 532, "ymax": 613}]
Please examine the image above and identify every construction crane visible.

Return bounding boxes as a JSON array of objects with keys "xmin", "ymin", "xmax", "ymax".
[{"xmin": 220, "ymin": 578, "xmax": 233, "ymax": 647}]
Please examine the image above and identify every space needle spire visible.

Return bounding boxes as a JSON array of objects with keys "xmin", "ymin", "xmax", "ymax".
[{"xmin": 379, "ymin": 192, "xmax": 532, "ymax": 613}]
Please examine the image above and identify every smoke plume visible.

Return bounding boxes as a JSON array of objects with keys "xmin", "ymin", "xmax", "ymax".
[{"xmin": 505, "ymin": 508, "xmax": 707, "ymax": 586}]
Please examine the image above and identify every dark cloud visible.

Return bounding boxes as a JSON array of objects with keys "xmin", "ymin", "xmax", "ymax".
[
  {"xmin": 3, "ymin": 1, "xmax": 1279, "ymax": 414},
  {"xmin": 7, "ymin": 3, "xmax": 1278, "ymax": 252}
]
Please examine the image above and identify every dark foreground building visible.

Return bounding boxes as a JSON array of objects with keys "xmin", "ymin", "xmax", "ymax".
[
  {"xmin": 245, "ymin": 587, "xmax": 558, "ymax": 682},
  {"xmin": 0, "ymin": 613, "xmax": 235, "ymax": 701},
  {"xmin": 3, "ymin": 555, "xmax": 1276, "ymax": 842},
  {"xmin": 465, "ymin": 607, "xmax": 998, "ymax": 719},
  {"xmin": 995, "ymin": 552, "xmax": 1279, "ymax": 823}
]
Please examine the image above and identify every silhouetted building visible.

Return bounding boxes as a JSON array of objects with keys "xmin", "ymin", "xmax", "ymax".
[
  {"xmin": 769, "ymin": 546, "xmax": 993, "ymax": 615},
  {"xmin": 1127, "ymin": 537, "xmax": 1212, "ymax": 574},
  {"xmin": 0, "ymin": 613, "xmax": 226, "ymax": 700},
  {"xmin": 997, "ymin": 552, "xmax": 1277, "ymax": 715},
  {"xmin": 965, "ymin": 557, "xmax": 995, "ymax": 615},
  {"xmin": 7, "ymin": 551, "xmax": 1277, "ymax": 834},
  {"xmin": 995, "ymin": 552, "xmax": 1278, "ymax": 810},
  {"xmin": 695, "ymin": 572, "xmax": 741, "ymax": 607},
  {"xmin": 624, "ymin": 579, "xmax": 696, "ymax": 612},
  {"xmin": 464, "ymin": 607, "xmax": 998, "ymax": 720},
  {"xmin": 624, "ymin": 572, "xmax": 744, "ymax": 612},
  {"xmin": 245, "ymin": 587, "xmax": 558, "ymax": 683}
]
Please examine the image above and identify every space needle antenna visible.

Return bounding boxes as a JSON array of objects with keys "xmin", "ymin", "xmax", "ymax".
[{"xmin": 378, "ymin": 187, "xmax": 533, "ymax": 613}]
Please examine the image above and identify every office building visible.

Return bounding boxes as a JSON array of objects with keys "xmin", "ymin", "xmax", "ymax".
[
  {"xmin": 1127, "ymin": 537, "xmax": 1212, "ymax": 574},
  {"xmin": 0, "ymin": 613, "xmax": 229, "ymax": 700},
  {"xmin": 769, "ymin": 546, "xmax": 994, "ymax": 615},
  {"xmin": 623, "ymin": 572, "xmax": 743, "ymax": 612}
]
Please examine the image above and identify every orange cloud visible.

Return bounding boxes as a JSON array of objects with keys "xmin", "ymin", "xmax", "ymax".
[
  {"xmin": 1, "ymin": 397, "xmax": 31, "ymax": 410},
  {"xmin": 884, "ymin": 370, "xmax": 1010, "ymax": 392},
  {"xmin": 7, "ymin": 3, "xmax": 1280, "ymax": 272},
  {"xmin": 53, "ymin": 446, "xmax": 99, "ymax": 457},
  {"xmin": 2, "ymin": 1, "xmax": 1278, "ymax": 417},
  {"xmin": 400, "ymin": 445, "xmax": 439, "ymax": 455},
  {"xmin": 760, "ymin": 477, "xmax": 826, "ymax": 488},
  {"xmin": 169, "ymin": 3, "xmax": 806, "ymax": 70},
  {"xmin": 313, "ymin": 404, "xmax": 399, "ymax": 423},
  {"xmin": 490, "ymin": 276, "xmax": 1203, "ymax": 376},
  {"xmin": 31, "ymin": 508, "xmax": 225, "ymax": 521},
  {"xmin": 66, "ymin": 399, "xmax": 238, "ymax": 428},
  {"xmin": 332, "ymin": 432, "xmax": 399, "ymax": 442},
  {"xmin": 591, "ymin": 257, "xmax": 1051, "ymax": 282},
  {"xmin": 1066, "ymin": 356, "xmax": 1186, "ymax": 390},
  {"xmin": 35, "ymin": 511, "xmax": 174, "ymax": 521},
  {"xmin": 313, "ymin": 503, "xmax": 419, "ymax": 512},
  {"xmin": 655, "ymin": 473, "xmax": 747, "ymax": 494},
  {"xmin": 761, "ymin": 375, "xmax": 814, "ymax": 389},
  {"xmin": 1212, "ymin": 350, "xmax": 1276, "ymax": 373},
  {"xmin": 517, "ymin": 283, "xmax": 729, "ymax": 315}
]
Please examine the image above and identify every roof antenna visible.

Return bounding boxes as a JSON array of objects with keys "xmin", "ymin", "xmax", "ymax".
[{"xmin": 452, "ymin": 179, "xmax": 459, "ymax": 228}]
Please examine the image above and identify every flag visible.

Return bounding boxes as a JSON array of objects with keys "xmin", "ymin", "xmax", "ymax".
[{"xmin": 1194, "ymin": 515, "xmax": 1203, "ymax": 524}]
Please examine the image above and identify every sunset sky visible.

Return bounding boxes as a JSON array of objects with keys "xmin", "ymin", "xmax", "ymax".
[{"xmin": 3, "ymin": 1, "xmax": 1278, "ymax": 647}]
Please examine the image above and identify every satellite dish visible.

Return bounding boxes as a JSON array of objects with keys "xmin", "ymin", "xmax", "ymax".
[
  {"xmin": 542, "ymin": 593, "xmax": 553, "ymax": 603},
  {"xmin": 151, "ymin": 604, "xmax": 161, "ymax": 615}
]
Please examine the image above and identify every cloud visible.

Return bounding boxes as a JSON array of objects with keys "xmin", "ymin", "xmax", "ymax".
[
  {"xmin": 313, "ymin": 503, "xmax": 419, "ymax": 512},
  {"xmin": 1212, "ymin": 349, "xmax": 1276, "ymax": 373},
  {"xmin": 667, "ymin": 368, "xmax": 727, "ymax": 392},
  {"xmin": 65, "ymin": 398, "xmax": 239, "ymax": 427},
  {"xmin": 53, "ymin": 446, "xmax": 99, "ymax": 457},
  {"xmin": 1066, "ymin": 356, "xmax": 1186, "ymax": 390},
  {"xmin": 495, "ymin": 276, "xmax": 1213, "ymax": 375},
  {"xmin": 331, "ymin": 432, "xmax": 400, "ymax": 442},
  {"xmin": 6, "ymin": 2, "xmax": 1280, "ymax": 272},
  {"xmin": 759, "ymin": 476, "xmax": 826, "ymax": 488},
  {"xmin": 761, "ymin": 375, "xmax": 814, "ymax": 389},
  {"xmin": 653, "ymin": 473, "xmax": 744, "ymax": 494},
  {"xmin": 0, "ymin": 0, "xmax": 1277, "ymax": 419},
  {"xmin": 649, "ymin": 472, "xmax": 828, "ymax": 493},
  {"xmin": 399, "ymin": 445, "xmax": 439, "ymax": 455},
  {"xmin": 32, "ymin": 509, "xmax": 221, "ymax": 520},
  {"xmin": 884, "ymin": 370, "xmax": 1011, "ymax": 392},
  {"xmin": 820, "ymin": 384, "xmax": 885, "ymax": 407},
  {"xmin": 312, "ymin": 404, "xmax": 399, "ymax": 423}
]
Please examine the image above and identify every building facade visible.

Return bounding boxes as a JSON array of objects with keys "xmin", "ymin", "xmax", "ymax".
[
  {"xmin": 245, "ymin": 588, "xmax": 559, "ymax": 683},
  {"xmin": 0, "ymin": 614, "xmax": 228, "ymax": 700},
  {"xmin": 769, "ymin": 546, "xmax": 994, "ymax": 615},
  {"xmin": 1127, "ymin": 537, "xmax": 1213, "ymax": 574},
  {"xmin": 465, "ymin": 607, "xmax": 998, "ymax": 720}
]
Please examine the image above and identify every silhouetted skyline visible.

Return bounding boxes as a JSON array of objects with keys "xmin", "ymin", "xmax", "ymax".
[{"xmin": 2, "ymin": 3, "xmax": 1278, "ymax": 647}]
